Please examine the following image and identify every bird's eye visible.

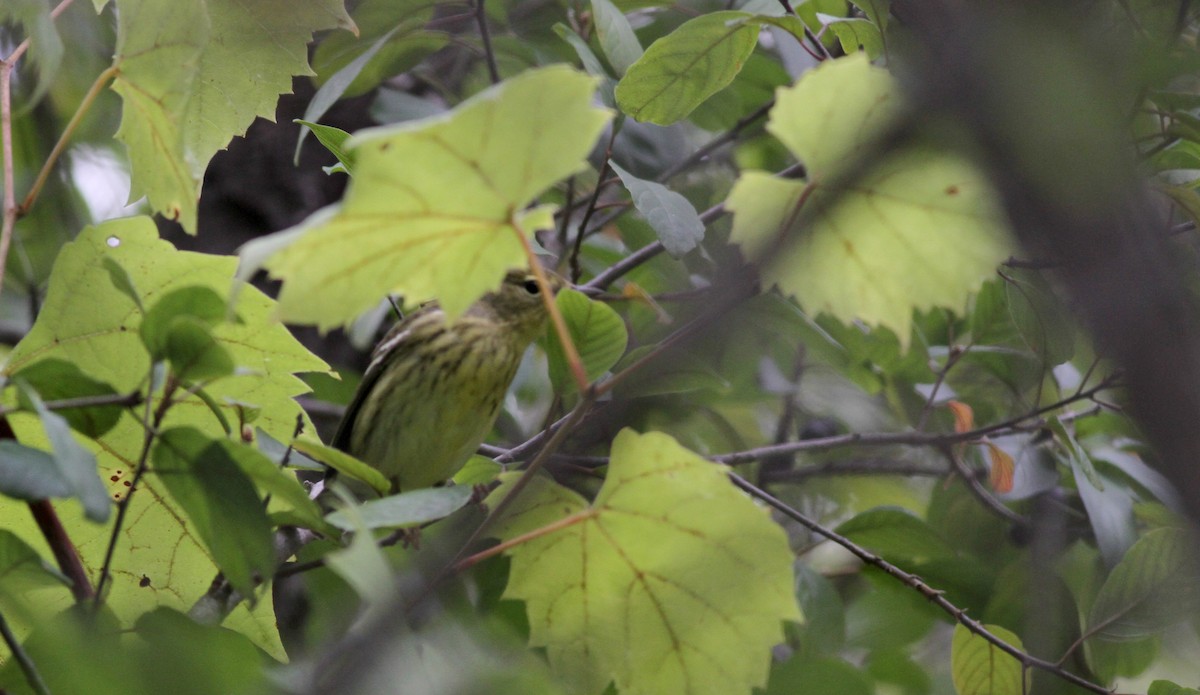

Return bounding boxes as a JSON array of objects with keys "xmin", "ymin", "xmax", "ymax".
[{"xmin": 523, "ymin": 279, "xmax": 541, "ymax": 295}]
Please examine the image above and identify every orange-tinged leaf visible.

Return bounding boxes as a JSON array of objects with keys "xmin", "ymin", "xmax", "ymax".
[
  {"xmin": 948, "ymin": 400, "xmax": 975, "ymax": 434},
  {"xmin": 984, "ymin": 440, "xmax": 1015, "ymax": 493}
]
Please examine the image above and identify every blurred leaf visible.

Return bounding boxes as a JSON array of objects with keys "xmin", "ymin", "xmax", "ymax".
[
  {"xmin": 951, "ymin": 623, "xmax": 1024, "ymax": 695},
  {"xmin": 729, "ymin": 55, "xmax": 1011, "ymax": 347},
  {"xmin": 11, "ymin": 359, "xmax": 123, "ymax": 438},
  {"xmin": 20, "ymin": 385, "xmax": 110, "ymax": 523},
  {"xmin": 2, "ymin": 0, "xmax": 64, "ymax": 106},
  {"xmin": 310, "ymin": 0, "xmax": 444, "ymax": 97},
  {"xmin": 554, "ymin": 24, "xmax": 617, "ymax": 107},
  {"xmin": 489, "ymin": 429, "xmax": 800, "ymax": 694},
  {"xmin": 0, "ymin": 441, "xmax": 70, "ymax": 501},
  {"xmin": 152, "ymin": 427, "xmax": 274, "ymax": 598},
  {"xmin": 101, "ymin": 257, "xmax": 144, "ymax": 312},
  {"xmin": 326, "ymin": 487, "xmax": 473, "ymax": 531},
  {"xmin": 792, "ymin": 562, "xmax": 845, "ymax": 657},
  {"xmin": 1150, "ymin": 681, "xmax": 1200, "ymax": 695},
  {"xmin": 762, "ymin": 655, "xmax": 874, "ymax": 695},
  {"xmin": 611, "ymin": 162, "xmax": 705, "ymax": 257},
  {"xmin": 138, "ymin": 286, "xmax": 228, "ymax": 360},
  {"xmin": 836, "ymin": 507, "xmax": 958, "ymax": 566},
  {"xmin": 616, "ymin": 11, "xmax": 758, "ymax": 124},
  {"xmin": 591, "ymin": 0, "xmax": 643, "ymax": 75},
  {"xmin": 1087, "ymin": 527, "xmax": 1200, "ymax": 641},
  {"xmin": 984, "ymin": 441, "xmax": 1015, "ymax": 493},
  {"xmin": 0, "ymin": 530, "xmax": 69, "ymax": 599},
  {"xmin": 160, "ymin": 318, "xmax": 236, "ymax": 383}
]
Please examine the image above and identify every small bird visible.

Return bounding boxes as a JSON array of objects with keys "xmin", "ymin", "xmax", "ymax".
[{"xmin": 331, "ymin": 269, "xmax": 556, "ymax": 493}]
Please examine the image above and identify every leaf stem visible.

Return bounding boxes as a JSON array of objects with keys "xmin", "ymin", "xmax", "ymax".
[
  {"xmin": 19, "ymin": 65, "xmax": 119, "ymax": 216},
  {"xmin": 454, "ymin": 508, "xmax": 596, "ymax": 571},
  {"xmin": 514, "ymin": 216, "xmax": 590, "ymax": 392}
]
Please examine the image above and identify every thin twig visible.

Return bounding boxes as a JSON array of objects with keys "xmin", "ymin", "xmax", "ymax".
[
  {"xmin": 94, "ymin": 375, "xmax": 177, "ymax": 606},
  {"xmin": 711, "ymin": 374, "xmax": 1120, "ymax": 464},
  {"xmin": 729, "ymin": 473, "xmax": 1116, "ymax": 695},
  {"xmin": 473, "ymin": 0, "xmax": 500, "ymax": 85},
  {"xmin": 656, "ymin": 99, "xmax": 775, "ymax": 182},
  {"xmin": 0, "ymin": 607, "xmax": 50, "ymax": 695}
]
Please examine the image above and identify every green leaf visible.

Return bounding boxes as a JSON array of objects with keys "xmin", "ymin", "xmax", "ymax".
[
  {"xmin": 1087, "ymin": 527, "xmax": 1200, "ymax": 641},
  {"xmin": 762, "ymin": 655, "xmax": 874, "ymax": 695},
  {"xmin": 452, "ymin": 454, "xmax": 502, "ymax": 487},
  {"xmin": 102, "ymin": 257, "xmax": 144, "ymax": 312},
  {"xmin": 292, "ymin": 437, "xmax": 391, "ymax": 497},
  {"xmin": 139, "ymin": 285, "xmax": 228, "ymax": 360},
  {"xmin": 818, "ymin": 15, "xmax": 883, "ymax": 60},
  {"xmin": 295, "ymin": 120, "xmax": 355, "ymax": 174},
  {"xmin": 835, "ymin": 507, "xmax": 958, "ymax": 566},
  {"xmin": 111, "ymin": 0, "xmax": 355, "ymax": 231},
  {"xmin": 2, "ymin": 0, "xmax": 63, "ymax": 106},
  {"xmin": 11, "ymin": 359, "xmax": 123, "ymax": 438},
  {"xmin": 21, "ymin": 385, "xmax": 111, "ymax": 523},
  {"xmin": 218, "ymin": 437, "xmax": 328, "ymax": 533},
  {"xmin": 1150, "ymin": 680, "xmax": 1200, "ymax": 695},
  {"xmin": 321, "ymin": 500, "xmax": 395, "ymax": 607},
  {"xmin": 615, "ymin": 11, "xmax": 759, "ymax": 124},
  {"xmin": 133, "ymin": 608, "xmax": 269, "ymax": 694},
  {"xmin": 152, "ymin": 427, "xmax": 275, "ymax": 598},
  {"xmin": 310, "ymin": 0, "xmax": 444, "ymax": 98},
  {"xmin": 489, "ymin": 429, "xmax": 800, "ymax": 695},
  {"xmin": 611, "ymin": 161, "xmax": 705, "ymax": 257},
  {"xmin": 253, "ymin": 66, "xmax": 612, "ymax": 329},
  {"xmin": 161, "ymin": 318, "xmax": 236, "ymax": 383},
  {"xmin": 0, "ymin": 530, "xmax": 69, "ymax": 600},
  {"xmin": 950, "ymin": 623, "xmax": 1024, "ymax": 695},
  {"xmin": 554, "ymin": 24, "xmax": 617, "ymax": 107},
  {"xmin": 728, "ymin": 55, "xmax": 1011, "ymax": 346},
  {"xmin": 543, "ymin": 288, "xmax": 628, "ymax": 391},
  {"xmin": 297, "ymin": 19, "xmax": 405, "ymax": 160},
  {"xmin": 0, "ymin": 441, "xmax": 70, "ymax": 501},
  {"xmin": 1, "ymin": 218, "xmax": 325, "ymax": 657},
  {"xmin": 591, "ymin": 0, "xmax": 644, "ymax": 75},
  {"xmin": 792, "ymin": 563, "xmax": 846, "ymax": 657},
  {"xmin": 326, "ymin": 486, "xmax": 473, "ymax": 531}
]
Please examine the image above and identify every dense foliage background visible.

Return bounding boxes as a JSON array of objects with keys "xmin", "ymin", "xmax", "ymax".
[{"xmin": 1, "ymin": 1, "xmax": 1199, "ymax": 694}]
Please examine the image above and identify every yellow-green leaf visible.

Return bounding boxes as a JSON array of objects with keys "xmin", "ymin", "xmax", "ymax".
[
  {"xmin": 1, "ymin": 217, "xmax": 328, "ymax": 658},
  {"xmin": 728, "ymin": 54, "xmax": 1012, "ymax": 345},
  {"xmin": 950, "ymin": 623, "xmax": 1024, "ymax": 695},
  {"xmin": 111, "ymin": 0, "xmax": 354, "ymax": 232},
  {"xmin": 256, "ymin": 66, "xmax": 612, "ymax": 329},
  {"xmin": 489, "ymin": 429, "xmax": 801, "ymax": 695}
]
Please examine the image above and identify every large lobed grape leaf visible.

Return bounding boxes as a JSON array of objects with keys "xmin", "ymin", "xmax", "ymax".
[
  {"xmin": 728, "ymin": 54, "xmax": 1012, "ymax": 346},
  {"xmin": 256, "ymin": 66, "xmax": 612, "ymax": 330},
  {"xmin": 2, "ymin": 218, "xmax": 329, "ymax": 657},
  {"xmin": 111, "ymin": 0, "xmax": 355, "ymax": 232},
  {"xmin": 488, "ymin": 429, "xmax": 801, "ymax": 695}
]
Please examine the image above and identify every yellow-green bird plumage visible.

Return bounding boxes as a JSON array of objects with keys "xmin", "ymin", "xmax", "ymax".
[{"xmin": 332, "ymin": 270, "xmax": 554, "ymax": 492}]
